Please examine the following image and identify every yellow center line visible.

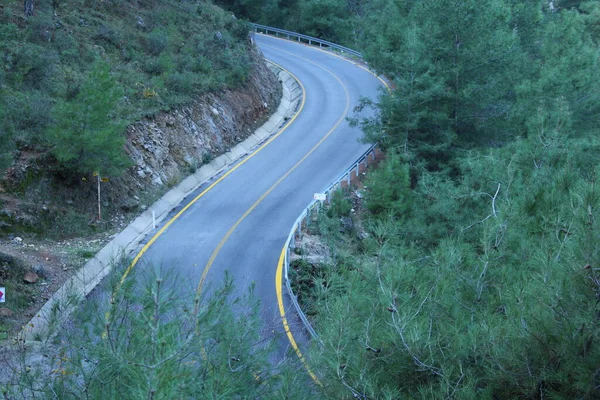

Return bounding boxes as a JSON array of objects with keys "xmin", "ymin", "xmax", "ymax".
[
  {"xmin": 116, "ymin": 63, "xmax": 306, "ymax": 287},
  {"xmin": 195, "ymin": 48, "xmax": 350, "ymax": 299},
  {"xmin": 111, "ymin": 33, "xmax": 381, "ymax": 387},
  {"xmin": 256, "ymin": 32, "xmax": 390, "ymax": 89},
  {"xmin": 260, "ymin": 34, "xmax": 389, "ymax": 386},
  {"xmin": 105, "ymin": 62, "xmax": 307, "ymax": 329},
  {"xmin": 192, "ymin": 48, "xmax": 350, "ymax": 385}
]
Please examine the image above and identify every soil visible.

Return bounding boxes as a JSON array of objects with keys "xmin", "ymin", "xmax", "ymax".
[{"xmin": 0, "ymin": 232, "xmax": 115, "ymax": 340}]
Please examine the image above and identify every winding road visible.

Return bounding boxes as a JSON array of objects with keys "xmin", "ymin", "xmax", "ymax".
[{"xmin": 126, "ymin": 33, "xmax": 383, "ymax": 369}]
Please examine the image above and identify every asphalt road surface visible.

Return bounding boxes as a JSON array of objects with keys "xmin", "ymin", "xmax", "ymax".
[{"xmin": 126, "ymin": 33, "xmax": 384, "ymax": 367}]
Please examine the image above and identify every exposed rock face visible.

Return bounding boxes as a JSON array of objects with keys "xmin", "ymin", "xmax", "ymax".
[
  {"xmin": 109, "ymin": 44, "xmax": 281, "ymax": 205},
  {"xmin": 0, "ymin": 44, "xmax": 281, "ymax": 232}
]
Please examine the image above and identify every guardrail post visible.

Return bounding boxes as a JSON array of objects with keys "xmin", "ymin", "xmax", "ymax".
[
  {"xmin": 356, "ymin": 164, "xmax": 360, "ymax": 177},
  {"xmin": 347, "ymin": 172, "xmax": 351, "ymax": 185}
]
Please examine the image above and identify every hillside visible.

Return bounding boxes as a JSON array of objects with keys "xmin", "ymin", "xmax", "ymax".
[
  {"xmin": 0, "ymin": 0, "xmax": 281, "ymax": 338},
  {"xmin": 1, "ymin": 0, "xmax": 253, "ymax": 168},
  {"xmin": 0, "ymin": 0, "xmax": 281, "ymax": 235}
]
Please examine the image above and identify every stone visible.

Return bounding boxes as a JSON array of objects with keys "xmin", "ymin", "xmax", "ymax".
[
  {"xmin": 13, "ymin": 237, "xmax": 22, "ymax": 243},
  {"xmin": 136, "ymin": 16, "xmax": 145, "ymax": 30},
  {"xmin": 0, "ymin": 308, "xmax": 13, "ymax": 318},
  {"xmin": 210, "ymin": 107, "xmax": 219, "ymax": 116},
  {"xmin": 32, "ymin": 264, "xmax": 46, "ymax": 278},
  {"xmin": 340, "ymin": 216, "xmax": 354, "ymax": 233},
  {"xmin": 23, "ymin": 271, "xmax": 39, "ymax": 284},
  {"xmin": 121, "ymin": 198, "xmax": 140, "ymax": 212}
]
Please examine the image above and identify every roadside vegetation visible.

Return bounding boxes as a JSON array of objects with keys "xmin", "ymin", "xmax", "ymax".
[
  {"xmin": 0, "ymin": 0, "xmax": 251, "ymax": 177},
  {"xmin": 2, "ymin": 264, "xmax": 312, "ymax": 399},
  {"xmin": 224, "ymin": 0, "xmax": 600, "ymax": 397}
]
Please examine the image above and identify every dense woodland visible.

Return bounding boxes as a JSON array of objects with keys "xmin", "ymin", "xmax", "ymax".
[
  {"xmin": 219, "ymin": 0, "xmax": 600, "ymax": 398},
  {"xmin": 2, "ymin": 0, "xmax": 600, "ymax": 398}
]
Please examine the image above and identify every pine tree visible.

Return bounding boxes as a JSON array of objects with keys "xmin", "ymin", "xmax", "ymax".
[{"xmin": 49, "ymin": 61, "xmax": 130, "ymax": 177}]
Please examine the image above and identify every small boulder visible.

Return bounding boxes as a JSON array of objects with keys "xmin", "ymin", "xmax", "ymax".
[
  {"xmin": 23, "ymin": 271, "xmax": 39, "ymax": 284},
  {"xmin": 136, "ymin": 16, "xmax": 145, "ymax": 30},
  {"xmin": 121, "ymin": 198, "xmax": 140, "ymax": 212},
  {"xmin": 340, "ymin": 216, "xmax": 354, "ymax": 233},
  {"xmin": 0, "ymin": 308, "xmax": 13, "ymax": 318},
  {"xmin": 32, "ymin": 264, "xmax": 46, "ymax": 278}
]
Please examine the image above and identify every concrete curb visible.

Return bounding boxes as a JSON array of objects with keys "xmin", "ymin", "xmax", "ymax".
[{"xmin": 22, "ymin": 62, "xmax": 302, "ymax": 342}]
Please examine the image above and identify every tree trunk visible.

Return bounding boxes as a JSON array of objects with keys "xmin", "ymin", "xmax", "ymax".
[{"xmin": 24, "ymin": 0, "xmax": 34, "ymax": 17}]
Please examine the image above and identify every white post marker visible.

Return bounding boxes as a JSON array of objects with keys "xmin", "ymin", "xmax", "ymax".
[
  {"xmin": 93, "ymin": 172, "xmax": 101, "ymax": 221},
  {"xmin": 152, "ymin": 210, "xmax": 156, "ymax": 229},
  {"xmin": 314, "ymin": 193, "xmax": 326, "ymax": 202},
  {"xmin": 0, "ymin": 287, "xmax": 5, "ymax": 303}
]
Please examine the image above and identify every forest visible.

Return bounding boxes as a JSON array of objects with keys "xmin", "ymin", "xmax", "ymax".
[{"xmin": 218, "ymin": 0, "xmax": 600, "ymax": 397}]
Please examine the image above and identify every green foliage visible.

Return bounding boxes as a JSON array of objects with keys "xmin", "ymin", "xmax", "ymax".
[
  {"xmin": 0, "ymin": 0, "xmax": 252, "ymax": 176},
  {"xmin": 49, "ymin": 61, "xmax": 130, "ymax": 176},
  {"xmin": 308, "ymin": 135, "xmax": 600, "ymax": 398},
  {"xmin": 364, "ymin": 152, "xmax": 411, "ymax": 217},
  {"xmin": 326, "ymin": 189, "xmax": 352, "ymax": 218},
  {"xmin": 215, "ymin": 0, "xmax": 280, "ymax": 25},
  {"xmin": 4, "ymin": 267, "xmax": 311, "ymax": 399},
  {"xmin": 237, "ymin": 1, "xmax": 600, "ymax": 396},
  {"xmin": 289, "ymin": 257, "xmax": 320, "ymax": 315}
]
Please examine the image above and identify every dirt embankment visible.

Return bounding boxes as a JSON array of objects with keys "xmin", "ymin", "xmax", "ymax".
[{"xmin": 0, "ymin": 44, "xmax": 281, "ymax": 336}]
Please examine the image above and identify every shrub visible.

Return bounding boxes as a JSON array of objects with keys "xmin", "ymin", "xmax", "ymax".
[
  {"xmin": 165, "ymin": 72, "xmax": 196, "ymax": 95},
  {"xmin": 326, "ymin": 189, "xmax": 352, "ymax": 218},
  {"xmin": 142, "ymin": 28, "xmax": 169, "ymax": 56},
  {"xmin": 364, "ymin": 152, "xmax": 412, "ymax": 217}
]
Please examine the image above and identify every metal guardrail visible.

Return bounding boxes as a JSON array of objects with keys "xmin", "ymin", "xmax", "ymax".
[
  {"xmin": 250, "ymin": 23, "xmax": 363, "ymax": 58},
  {"xmin": 282, "ymin": 144, "xmax": 378, "ymax": 341},
  {"xmin": 254, "ymin": 23, "xmax": 380, "ymax": 341}
]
